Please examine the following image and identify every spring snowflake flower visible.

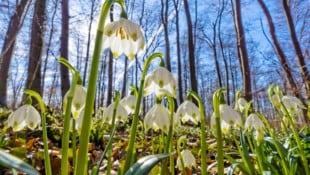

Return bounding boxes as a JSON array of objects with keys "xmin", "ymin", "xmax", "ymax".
[
  {"xmin": 176, "ymin": 100, "xmax": 200, "ymax": 125},
  {"xmin": 74, "ymin": 108, "xmax": 84, "ymax": 134},
  {"xmin": 244, "ymin": 113, "xmax": 265, "ymax": 131},
  {"xmin": 282, "ymin": 95, "xmax": 305, "ymax": 116},
  {"xmin": 176, "ymin": 149, "xmax": 196, "ymax": 170},
  {"xmin": 64, "ymin": 85, "xmax": 87, "ymax": 119},
  {"xmin": 8, "ymin": 105, "xmax": 41, "ymax": 131},
  {"xmin": 220, "ymin": 104, "xmax": 242, "ymax": 128},
  {"xmin": 119, "ymin": 95, "xmax": 137, "ymax": 115},
  {"xmin": 103, "ymin": 18, "xmax": 145, "ymax": 59},
  {"xmin": 144, "ymin": 67, "xmax": 177, "ymax": 98},
  {"xmin": 237, "ymin": 98, "xmax": 248, "ymax": 112},
  {"xmin": 144, "ymin": 104, "xmax": 170, "ymax": 134},
  {"xmin": 102, "ymin": 102, "xmax": 128, "ymax": 124},
  {"xmin": 211, "ymin": 104, "xmax": 242, "ymax": 135}
]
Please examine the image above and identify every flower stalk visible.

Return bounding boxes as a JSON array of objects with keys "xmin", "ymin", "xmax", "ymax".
[
  {"xmin": 74, "ymin": 1, "xmax": 117, "ymax": 174},
  {"xmin": 212, "ymin": 88, "xmax": 226, "ymax": 175},
  {"xmin": 23, "ymin": 90, "xmax": 52, "ymax": 175},
  {"xmin": 187, "ymin": 90, "xmax": 207, "ymax": 175},
  {"xmin": 123, "ymin": 52, "xmax": 164, "ymax": 173}
]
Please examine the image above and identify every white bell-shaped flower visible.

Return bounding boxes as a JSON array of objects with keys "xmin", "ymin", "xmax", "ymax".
[
  {"xmin": 74, "ymin": 108, "xmax": 85, "ymax": 134},
  {"xmin": 102, "ymin": 102, "xmax": 128, "ymax": 124},
  {"xmin": 244, "ymin": 113, "xmax": 265, "ymax": 131},
  {"xmin": 119, "ymin": 95, "xmax": 137, "ymax": 115},
  {"xmin": 219, "ymin": 104, "xmax": 242, "ymax": 128},
  {"xmin": 210, "ymin": 113, "xmax": 231, "ymax": 135},
  {"xmin": 237, "ymin": 98, "xmax": 248, "ymax": 112},
  {"xmin": 8, "ymin": 105, "xmax": 41, "ymax": 131},
  {"xmin": 103, "ymin": 18, "xmax": 145, "ymax": 59},
  {"xmin": 282, "ymin": 95, "xmax": 305, "ymax": 116},
  {"xmin": 176, "ymin": 100, "xmax": 200, "ymax": 125},
  {"xmin": 144, "ymin": 67, "xmax": 177, "ymax": 98},
  {"xmin": 64, "ymin": 85, "xmax": 87, "ymax": 119},
  {"xmin": 144, "ymin": 104, "xmax": 170, "ymax": 134},
  {"xmin": 176, "ymin": 149, "xmax": 196, "ymax": 170}
]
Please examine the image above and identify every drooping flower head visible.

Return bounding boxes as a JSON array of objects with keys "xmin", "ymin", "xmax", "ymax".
[
  {"xmin": 8, "ymin": 105, "xmax": 41, "ymax": 131},
  {"xmin": 237, "ymin": 97, "xmax": 248, "ymax": 112},
  {"xmin": 119, "ymin": 95, "xmax": 137, "ymax": 115},
  {"xmin": 64, "ymin": 85, "xmax": 87, "ymax": 119},
  {"xmin": 102, "ymin": 102, "xmax": 128, "ymax": 124},
  {"xmin": 281, "ymin": 95, "xmax": 305, "ymax": 116},
  {"xmin": 176, "ymin": 149, "xmax": 196, "ymax": 170},
  {"xmin": 176, "ymin": 100, "xmax": 200, "ymax": 125},
  {"xmin": 103, "ymin": 18, "xmax": 145, "ymax": 59},
  {"xmin": 144, "ymin": 67, "xmax": 177, "ymax": 98},
  {"xmin": 144, "ymin": 104, "xmax": 170, "ymax": 134},
  {"xmin": 244, "ymin": 113, "xmax": 265, "ymax": 131}
]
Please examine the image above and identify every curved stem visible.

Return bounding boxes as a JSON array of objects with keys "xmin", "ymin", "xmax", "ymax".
[
  {"xmin": 23, "ymin": 90, "xmax": 52, "ymax": 175},
  {"xmin": 212, "ymin": 89, "xmax": 226, "ymax": 175},
  {"xmin": 123, "ymin": 52, "xmax": 163, "ymax": 173},
  {"xmin": 187, "ymin": 90, "xmax": 207, "ymax": 175},
  {"xmin": 74, "ymin": 1, "xmax": 115, "ymax": 174}
]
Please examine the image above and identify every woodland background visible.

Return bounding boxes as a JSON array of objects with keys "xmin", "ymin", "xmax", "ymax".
[{"xmin": 0, "ymin": 0, "xmax": 309, "ymax": 120}]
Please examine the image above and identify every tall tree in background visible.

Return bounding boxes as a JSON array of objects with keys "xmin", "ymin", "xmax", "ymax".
[
  {"xmin": 161, "ymin": 0, "xmax": 172, "ymax": 71},
  {"xmin": 231, "ymin": 0, "xmax": 252, "ymax": 101},
  {"xmin": 60, "ymin": 0, "xmax": 70, "ymax": 99},
  {"xmin": 172, "ymin": 0, "xmax": 183, "ymax": 102},
  {"xmin": 281, "ymin": 0, "xmax": 310, "ymax": 98},
  {"xmin": 25, "ymin": 0, "xmax": 47, "ymax": 98},
  {"xmin": 0, "ymin": 0, "xmax": 30, "ymax": 106},
  {"xmin": 257, "ymin": 0, "xmax": 300, "ymax": 98},
  {"xmin": 183, "ymin": 0, "xmax": 198, "ymax": 94},
  {"xmin": 106, "ymin": 5, "xmax": 114, "ymax": 106}
]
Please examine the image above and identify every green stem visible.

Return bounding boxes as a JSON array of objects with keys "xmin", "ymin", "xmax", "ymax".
[
  {"xmin": 58, "ymin": 57, "xmax": 80, "ymax": 175},
  {"xmin": 74, "ymin": 1, "xmax": 115, "ymax": 174},
  {"xmin": 187, "ymin": 90, "xmax": 207, "ymax": 175},
  {"xmin": 212, "ymin": 89, "xmax": 225, "ymax": 175},
  {"xmin": 280, "ymin": 102, "xmax": 309, "ymax": 175},
  {"xmin": 93, "ymin": 92, "xmax": 120, "ymax": 175},
  {"xmin": 161, "ymin": 97, "xmax": 175, "ymax": 175},
  {"xmin": 23, "ymin": 90, "xmax": 52, "ymax": 175},
  {"xmin": 123, "ymin": 52, "xmax": 163, "ymax": 173},
  {"xmin": 72, "ymin": 120, "xmax": 77, "ymax": 169},
  {"xmin": 177, "ymin": 136, "xmax": 187, "ymax": 175}
]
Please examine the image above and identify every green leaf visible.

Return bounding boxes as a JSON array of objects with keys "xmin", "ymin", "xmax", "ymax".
[
  {"xmin": 0, "ymin": 149, "xmax": 40, "ymax": 175},
  {"xmin": 125, "ymin": 153, "xmax": 173, "ymax": 175}
]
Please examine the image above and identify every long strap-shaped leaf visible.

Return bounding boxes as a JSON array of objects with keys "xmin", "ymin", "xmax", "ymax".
[
  {"xmin": 125, "ymin": 153, "xmax": 173, "ymax": 175},
  {"xmin": 0, "ymin": 149, "xmax": 40, "ymax": 175}
]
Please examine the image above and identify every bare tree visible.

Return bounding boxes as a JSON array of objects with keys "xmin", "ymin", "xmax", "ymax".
[
  {"xmin": 231, "ymin": 0, "xmax": 252, "ymax": 101},
  {"xmin": 257, "ymin": 0, "xmax": 300, "ymax": 98},
  {"xmin": 183, "ymin": 0, "xmax": 198, "ymax": 94},
  {"xmin": 60, "ymin": 0, "xmax": 70, "ymax": 99},
  {"xmin": 161, "ymin": 0, "xmax": 171, "ymax": 71},
  {"xmin": 282, "ymin": 0, "xmax": 310, "ymax": 98},
  {"xmin": 25, "ymin": 0, "xmax": 47, "ymax": 100},
  {"xmin": 0, "ymin": 0, "xmax": 30, "ymax": 106},
  {"xmin": 106, "ymin": 5, "xmax": 114, "ymax": 106}
]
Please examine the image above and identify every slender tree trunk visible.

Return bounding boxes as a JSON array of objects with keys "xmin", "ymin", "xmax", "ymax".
[
  {"xmin": 282, "ymin": 0, "xmax": 310, "ymax": 98},
  {"xmin": 161, "ymin": 0, "xmax": 171, "ymax": 71},
  {"xmin": 121, "ymin": 58, "xmax": 128, "ymax": 98},
  {"xmin": 231, "ymin": 0, "xmax": 252, "ymax": 101},
  {"xmin": 106, "ymin": 5, "xmax": 114, "ymax": 106},
  {"xmin": 257, "ymin": 0, "xmax": 300, "ymax": 98},
  {"xmin": 183, "ymin": 0, "xmax": 198, "ymax": 94},
  {"xmin": 42, "ymin": 0, "xmax": 58, "ymax": 104},
  {"xmin": 173, "ymin": 0, "xmax": 183, "ymax": 103},
  {"xmin": 25, "ymin": 0, "xmax": 47, "ymax": 100},
  {"xmin": 60, "ymin": 0, "xmax": 70, "ymax": 100},
  {"xmin": 82, "ymin": 0, "xmax": 96, "ymax": 85},
  {"xmin": 0, "ymin": 0, "xmax": 30, "ymax": 106}
]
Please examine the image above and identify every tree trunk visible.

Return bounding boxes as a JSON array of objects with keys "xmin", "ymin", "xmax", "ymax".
[
  {"xmin": 161, "ymin": 0, "xmax": 171, "ymax": 71},
  {"xmin": 0, "ymin": 0, "xmax": 30, "ymax": 106},
  {"xmin": 106, "ymin": 5, "xmax": 114, "ymax": 106},
  {"xmin": 282, "ymin": 0, "xmax": 310, "ymax": 98},
  {"xmin": 60, "ymin": 0, "xmax": 70, "ymax": 100},
  {"xmin": 25, "ymin": 0, "xmax": 47, "ymax": 100},
  {"xmin": 257, "ymin": 0, "xmax": 300, "ymax": 97},
  {"xmin": 183, "ymin": 0, "xmax": 198, "ymax": 94},
  {"xmin": 121, "ymin": 58, "xmax": 128, "ymax": 98},
  {"xmin": 173, "ymin": 0, "xmax": 183, "ymax": 103},
  {"xmin": 231, "ymin": 0, "xmax": 252, "ymax": 101}
]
